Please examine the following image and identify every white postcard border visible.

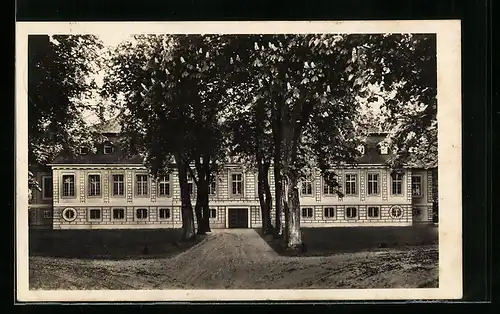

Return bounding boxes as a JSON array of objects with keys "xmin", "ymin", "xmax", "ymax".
[{"xmin": 15, "ymin": 20, "xmax": 462, "ymax": 302}]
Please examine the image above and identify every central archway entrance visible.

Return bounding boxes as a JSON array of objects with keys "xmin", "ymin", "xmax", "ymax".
[{"xmin": 227, "ymin": 208, "xmax": 249, "ymax": 228}]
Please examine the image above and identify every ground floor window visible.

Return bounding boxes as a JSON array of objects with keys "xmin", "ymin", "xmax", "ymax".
[
  {"xmin": 43, "ymin": 210, "xmax": 52, "ymax": 219},
  {"xmin": 89, "ymin": 209, "xmax": 101, "ymax": 220},
  {"xmin": 113, "ymin": 208, "xmax": 125, "ymax": 220},
  {"xmin": 389, "ymin": 206, "xmax": 403, "ymax": 219},
  {"xmin": 62, "ymin": 208, "xmax": 77, "ymax": 222},
  {"xmin": 136, "ymin": 208, "xmax": 148, "ymax": 219},
  {"xmin": 159, "ymin": 208, "xmax": 171, "ymax": 219},
  {"xmin": 324, "ymin": 207, "xmax": 335, "ymax": 218},
  {"xmin": 367, "ymin": 206, "xmax": 380, "ymax": 218},
  {"xmin": 301, "ymin": 207, "xmax": 313, "ymax": 218},
  {"xmin": 209, "ymin": 208, "xmax": 217, "ymax": 219},
  {"xmin": 346, "ymin": 207, "xmax": 357, "ymax": 219}
]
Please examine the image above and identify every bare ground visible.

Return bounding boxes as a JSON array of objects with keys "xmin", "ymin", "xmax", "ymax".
[{"xmin": 29, "ymin": 228, "xmax": 438, "ymax": 290}]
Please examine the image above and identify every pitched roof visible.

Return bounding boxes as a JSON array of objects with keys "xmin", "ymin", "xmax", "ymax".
[{"xmin": 356, "ymin": 132, "xmax": 391, "ymax": 165}]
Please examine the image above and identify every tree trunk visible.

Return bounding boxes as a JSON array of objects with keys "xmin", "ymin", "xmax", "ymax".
[
  {"xmin": 176, "ymin": 158, "xmax": 196, "ymax": 240},
  {"xmin": 262, "ymin": 161, "xmax": 273, "ymax": 232},
  {"xmin": 194, "ymin": 191, "xmax": 205, "ymax": 235},
  {"xmin": 273, "ymin": 154, "xmax": 283, "ymax": 237},
  {"xmin": 284, "ymin": 172, "xmax": 302, "ymax": 249},
  {"xmin": 201, "ymin": 156, "xmax": 211, "ymax": 233},
  {"xmin": 257, "ymin": 158, "xmax": 270, "ymax": 234}
]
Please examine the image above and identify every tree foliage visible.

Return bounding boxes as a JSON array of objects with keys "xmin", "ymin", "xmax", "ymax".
[{"xmin": 28, "ymin": 35, "xmax": 105, "ymax": 165}]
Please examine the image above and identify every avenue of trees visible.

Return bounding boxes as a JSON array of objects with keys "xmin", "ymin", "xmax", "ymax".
[{"xmin": 28, "ymin": 33, "xmax": 437, "ymax": 247}]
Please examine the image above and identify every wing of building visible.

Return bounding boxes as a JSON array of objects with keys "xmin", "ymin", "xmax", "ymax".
[{"xmin": 28, "ymin": 117, "xmax": 438, "ymax": 230}]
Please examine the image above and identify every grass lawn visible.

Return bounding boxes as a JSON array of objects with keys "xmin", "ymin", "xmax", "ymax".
[{"xmin": 29, "ymin": 226, "xmax": 438, "ymax": 290}]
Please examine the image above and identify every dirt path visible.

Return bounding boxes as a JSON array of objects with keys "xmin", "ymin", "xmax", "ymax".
[{"xmin": 29, "ymin": 229, "xmax": 438, "ymax": 290}]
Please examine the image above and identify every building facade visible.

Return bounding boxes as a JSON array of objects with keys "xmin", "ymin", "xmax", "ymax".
[{"xmin": 28, "ymin": 128, "xmax": 436, "ymax": 230}]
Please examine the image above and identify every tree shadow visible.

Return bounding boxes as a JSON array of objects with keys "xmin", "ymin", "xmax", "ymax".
[
  {"xmin": 29, "ymin": 229, "xmax": 208, "ymax": 260},
  {"xmin": 256, "ymin": 225, "xmax": 439, "ymax": 257}
]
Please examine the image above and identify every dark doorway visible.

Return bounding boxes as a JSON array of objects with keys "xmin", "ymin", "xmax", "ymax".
[{"xmin": 228, "ymin": 208, "xmax": 249, "ymax": 228}]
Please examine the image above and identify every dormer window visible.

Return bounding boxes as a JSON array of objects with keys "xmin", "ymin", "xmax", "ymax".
[
  {"xmin": 357, "ymin": 144, "xmax": 365, "ymax": 155},
  {"xmin": 78, "ymin": 147, "xmax": 88, "ymax": 155},
  {"xmin": 104, "ymin": 144, "xmax": 114, "ymax": 155},
  {"xmin": 379, "ymin": 142, "xmax": 389, "ymax": 155}
]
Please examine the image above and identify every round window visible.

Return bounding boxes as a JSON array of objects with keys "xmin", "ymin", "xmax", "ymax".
[
  {"xmin": 389, "ymin": 205, "xmax": 403, "ymax": 219},
  {"xmin": 62, "ymin": 207, "xmax": 77, "ymax": 222}
]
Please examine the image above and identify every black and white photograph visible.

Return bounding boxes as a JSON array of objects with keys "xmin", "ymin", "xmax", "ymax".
[{"xmin": 16, "ymin": 21, "xmax": 462, "ymax": 301}]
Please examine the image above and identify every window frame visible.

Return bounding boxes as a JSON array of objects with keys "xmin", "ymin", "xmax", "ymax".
[
  {"xmin": 135, "ymin": 208, "xmax": 149, "ymax": 220},
  {"xmin": 323, "ymin": 178, "xmax": 336, "ymax": 196},
  {"xmin": 411, "ymin": 174, "xmax": 423, "ymax": 197},
  {"xmin": 111, "ymin": 173, "xmax": 126, "ymax": 197},
  {"xmin": 209, "ymin": 208, "xmax": 217, "ymax": 219},
  {"xmin": 157, "ymin": 174, "xmax": 171, "ymax": 198},
  {"xmin": 103, "ymin": 144, "xmax": 114, "ymax": 155},
  {"xmin": 88, "ymin": 208, "xmax": 102, "ymax": 221},
  {"xmin": 41, "ymin": 175, "xmax": 53, "ymax": 200},
  {"xmin": 345, "ymin": 206, "xmax": 358, "ymax": 219},
  {"xmin": 367, "ymin": 172, "xmax": 380, "ymax": 196},
  {"xmin": 300, "ymin": 180, "xmax": 314, "ymax": 197},
  {"xmin": 61, "ymin": 174, "xmax": 76, "ymax": 199},
  {"xmin": 391, "ymin": 173, "xmax": 404, "ymax": 196},
  {"xmin": 324, "ymin": 207, "xmax": 335, "ymax": 219},
  {"xmin": 158, "ymin": 208, "xmax": 171, "ymax": 220},
  {"xmin": 208, "ymin": 176, "xmax": 217, "ymax": 196},
  {"xmin": 230, "ymin": 172, "xmax": 244, "ymax": 197},
  {"xmin": 87, "ymin": 174, "xmax": 102, "ymax": 197},
  {"xmin": 301, "ymin": 207, "xmax": 314, "ymax": 218},
  {"xmin": 344, "ymin": 173, "xmax": 358, "ymax": 196},
  {"xmin": 43, "ymin": 209, "xmax": 52, "ymax": 219},
  {"xmin": 367, "ymin": 206, "xmax": 380, "ymax": 218},
  {"xmin": 61, "ymin": 207, "xmax": 77, "ymax": 221},
  {"xmin": 135, "ymin": 174, "xmax": 149, "ymax": 197},
  {"xmin": 112, "ymin": 207, "xmax": 126, "ymax": 221}
]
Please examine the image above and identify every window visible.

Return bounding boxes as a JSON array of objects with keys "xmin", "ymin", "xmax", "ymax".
[
  {"xmin": 158, "ymin": 175, "xmax": 171, "ymax": 197},
  {"xmin": 379, "ymin": 142, "xmax": 389, "ymax": 155},
  {"xmin": 43, "ymin": 210, "xmax": 52, "ymax": 219},
  {"xmin": 159, "ymin": 208, "xmax": 170, "ymax": 219},
  {"xmin": 136, "ymin": 208, "xmax": 148, "ymax": 219},
  {"xmin": 62, "ymin": 175, "xmax": 75, "ymax": 197},
  {"xmin": 136, "ymin": 175, "xmax": 148, "ymax": 196},
  {"xmin": 88, "ymin": 175, "xmax": 101, "ymax": 196},
  {"xmin": 187, "ymin": 173, "xmax": 194, "ymax": 196},
  {"xmin": 368, "ymin": 206, "xmax": 380, "ymax": 218},
  {"xmin": 367, "ymin": 173, "xmax": 379, "ymax": 195},
  {"xmin": 209, "ymin": 208, "xmax": 217, "ymax": 218},
  {"xmin": 104, "ymin": 144, "xmax": 114, "ymax": 154},
  {"xmin": 346, "ymin": 207, "xmax": 357, "ymax": 219},
  {"xmin": 78, "ymin": 147, "xmax": 89, "ymax": 155},
  {"xmin": 208, "ymin": 177, "xmax": 217, "ymax": 195},
  {"xmin": 412, "ymin": 175, "xmax": 422, "ymax": 196},
  {"xmin": 301, "ymin": 207, "xmax": 313, "ymax": 218},
  {"xmin": 113, "ymin": 208, "xmax": 125, "ymax": 220},
  {"xmin": 301, "ymin": 181, "xmax": 313, "ymax": 196},
  {"xmin": 389, "ymin": 206, "xmax": 403, "ymax": 218},
  {"xmin": 62, "ymin": 207, "xmax": 77, "ymax": 221},
  {"xmin": 89, "ymin": 209, "xmax": 101, "ymax": 220},
  {"xmin": 323, "ymin": 180, "xmax": 335, "ymax": 195},
  {"xmin": 112, "ymin": 174, "xmax": 125, "ymax": 196},
  {"xmin": 231, "ymin": 173, "xmax": 243, "ymax": 196},
  {"xmin": 345, "ymin": 174, "xmax": 357, "ymax": 195},
  {"xmin": 42, "ymin": 176, "xmax": 53, "ymax": 199},
  {"xmin": 324, "ymin": 207, "xmax": 335, "ymax": 218},
  {"xmin": 392, "ymin": 173, "xmax": 403, "ymax": 195}
]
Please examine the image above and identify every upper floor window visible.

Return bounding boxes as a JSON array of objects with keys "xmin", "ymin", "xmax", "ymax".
[
  {"xmin": 231, "ymin": 173, "xmax": 243, "ymax": 196},
  {"xmin": 208, "ymin": 176, "xmax": 217, "ymax": 195},
  {"xmin": 187, "ymin": 173, "xmax": 194, "ymax": 196},
  {"xmin": 103, "ymin": 144, "xmax": 114, "ymax": 155},
  {"xmin": 42, "ymin": 176, "xmax": 53, "ymax": 199},
  {"xmin": 345, "ymin": 174, "xmax": 357, "ymax": 195},
  {"xmin": 301, "ymin": 180, "xmax": 313, "ymax": 196},
  {"xmin": 136, "ymin": 174, "xmax": 148, "ymax": 196},
  {"xmin": 158, "ymin": 174, "xmax": 171, "ymax": 197},
  {"xmin": 88, "ymin": 174, "xmax": 101, "ymax": 196},
  {"xmin": 391, "ymin": 173, "xmax": 403, "ymax": 195},
  {"xmin": 412, "ymin": 175, "xmax": 422, "ymax": 197},
  {"xmin": 367, "ymin": 173, "xmax": 379, "ymax": 195},
  {"xmin": 112, "ymin": 174, "xmax": 125, "ymax": 196},
  {"xmin": 323, "ymin": 179, "xmax": 335, "ymax": 195},
  {"xmin": 62, "ymin": 175, "xmax": 75, "ymax": 197}
]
